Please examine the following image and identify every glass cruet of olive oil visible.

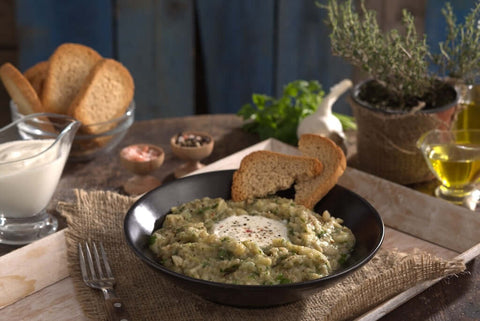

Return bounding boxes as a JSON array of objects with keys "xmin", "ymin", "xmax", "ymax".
[
  {"xmin": 454, "ymin": 84, "xmax": 480, "ymax": 130},
  {"xmin": 417, "ymin": 129, "xmax": 480, "ymax": 210}
]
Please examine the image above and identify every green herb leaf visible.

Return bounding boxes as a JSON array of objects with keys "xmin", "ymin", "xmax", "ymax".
[
  {"xmin": 333, "ymin": 112, "xmax": 357, "ymax": 130},
  {"xmin": 148, "ymin": 235, "xmax": 157, "ymax": 246},
  {"xmin": 276, "ymin": 274, "xmax": 292, "ymax": 284},
  {"xmin": 316, "ymin": 231, "xmax": 327, "ymax": 239},
  {"xmin": 338, "ymin": 253, "xmax": 349, "ymax": 266},
  {"xmin": 238, "ymin": 80, "xmax": 325, "ymax": 145},
  {"xmin": 217, "ymin": 249, "xmax": 233, "ymax": 260}
]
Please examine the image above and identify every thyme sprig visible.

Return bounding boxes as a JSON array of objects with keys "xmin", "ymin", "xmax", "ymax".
[
  {"xmin": 321, "ymin": 0, "xmax": 434, "ymax": 109},
  {"xmin": 435, "ymin": 1, "xmax": 480, "ymax": 84}
]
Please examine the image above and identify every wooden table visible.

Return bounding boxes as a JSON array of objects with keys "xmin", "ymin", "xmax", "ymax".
[{"xmin": 1, "ymin": 114, "xmax": 479, "ymax": 320}]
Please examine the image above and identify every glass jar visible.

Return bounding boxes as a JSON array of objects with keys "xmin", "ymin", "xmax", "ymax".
[{"xmin": 454, "ymin": 84, "xmax": 480, "ymax": 130}]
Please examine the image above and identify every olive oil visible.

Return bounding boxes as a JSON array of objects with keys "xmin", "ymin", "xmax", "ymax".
[
  {"xmin": 427, "ymin": 144, "xmax": 480, "ymax": 188},
  {"xmin": 454, "ymin": 101, "xmax": 480, "ymax": 130}
]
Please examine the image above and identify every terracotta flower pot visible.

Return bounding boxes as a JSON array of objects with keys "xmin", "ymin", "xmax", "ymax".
[{"xmin": 349, "ymin": 79, "xmax": 459, "ymax": 185}]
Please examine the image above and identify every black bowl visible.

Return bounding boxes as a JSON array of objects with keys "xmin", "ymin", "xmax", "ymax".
[{"xmin": 124, "ymin": 170, "xmax": 384, "ymax": 307}]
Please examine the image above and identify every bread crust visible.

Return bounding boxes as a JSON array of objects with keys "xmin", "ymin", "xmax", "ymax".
[
  {"xmin": 0, "ymin": 62, "xmax": 43, "ymax": 114},
  {"xmin": 231, "ymin": 150, "xmax": 323, "ymax": 201},
  {"xmin": 295, "ymin": 134, "xmax": 347, "ymax": 209},
  {"xmin": 68, "ymin": 58, "xmax": 134, "ymax": 134},
  {"xmin": 42, "ymin": 43, "xmax": 102, "ymax": 114},
  {"xmin": 24, "ymin": 61, "xmax": 49, "ymax": 95}
]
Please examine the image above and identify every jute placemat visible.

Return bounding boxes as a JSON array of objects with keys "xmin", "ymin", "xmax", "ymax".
[
  {"xmin": 58, "ymin": 189, "xmax": 465, "ymax": 321},
  {"xmin": 348, "ymin": 96, "xmax": 458, "ymax": 185}
]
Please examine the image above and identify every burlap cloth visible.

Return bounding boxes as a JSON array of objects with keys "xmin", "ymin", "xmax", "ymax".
[{"xmin": 58, "ymin": 189, "xmax": 466, "ymax": 321}]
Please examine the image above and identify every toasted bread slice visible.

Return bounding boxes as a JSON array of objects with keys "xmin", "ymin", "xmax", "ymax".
[
  {"xmin": 24, "ymin": 61, "xmax": 49, "ymax": 95},
  {"xmin": 68, "ymin": 58, "xmax": 134, "ymax": 134},
  {"xmin": 295, "ymin": 134, "xmax": 347, "ymax": 209},
  {"xmin": 42, "ymin": 43, "xmax": 102, "ymax": 114},
  {"xmin": 0, "ymin": 62, "xmax": 43, "ymax": 115},
  {"xmin": 231, "ymin": 150, "xmax": 323, "ymax": 201}
]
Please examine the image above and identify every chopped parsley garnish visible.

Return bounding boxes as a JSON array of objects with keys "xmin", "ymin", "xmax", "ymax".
[
  {"xmin": 217, "ymin": 249, "xmax": 233, "ymax": 260},
  {"xmin": 148, "ymin": 235, "xmax": 157, "ymax": 246},
  {"xmin": 275, "ymin": 274, "xmax": 292, "ymax": 284},
  {"xmin": 317, "ymin": 231, "xmax": 326, "ymax": 238},
  {"xmin": 196, "ymin": 203, "xmax": 219, "ymax": 215},
  {"xmin": 338, "ymin": 253, "xmax": 349, "ymax": 266}
]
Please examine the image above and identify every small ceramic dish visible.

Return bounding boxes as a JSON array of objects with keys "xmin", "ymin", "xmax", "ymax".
[
  {"xmin": 170, "ymin": 131, "xmax": 214, "ymax": 178},
  {"xmin": 120, "ymin": 143, "xmax": 165, "ymax": 195}
]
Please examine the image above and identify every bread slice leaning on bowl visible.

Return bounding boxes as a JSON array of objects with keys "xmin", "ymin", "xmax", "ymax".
[
  {"xmin": 231, "ymin": 150, "xmax": 323, "ymax": 202},
  {"xmin": 296, "ymin": 134, "xmax": 347, "ymax": 209},
  {"xmin": 0, "ymin": 62, "xmax": 43, "ymax": 115},
  {"xmin": 230, "ymin": 135, "xmax": 346, "ymax": 210},
  {"xmin": 68, "ymin": 58, "xmax": 134, "ymax": 135},
  {"xmin": 41, "ymin": 43, "xmax": 102, "ymax": 114},
  {"xmin": 23, "ymin": 61, "xmax": 49, "ymax": 96}
]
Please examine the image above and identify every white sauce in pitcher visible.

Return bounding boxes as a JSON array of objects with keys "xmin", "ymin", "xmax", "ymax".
[
  {"xmin": 213, "ymin": 215, "xmax": 288, "ymax": 247},
  {"xmin": 0, "ymin": 139, "xmax": 67, "ymax": 218}
]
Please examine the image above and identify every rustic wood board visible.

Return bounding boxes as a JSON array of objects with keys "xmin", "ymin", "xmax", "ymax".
[
  {"xmin": 0, "ymin": 230, "xmax": 69, "ymax": 309},
  {"xmin": 1, "ymin": 138, "xmax": 479, "ymax": 320}
]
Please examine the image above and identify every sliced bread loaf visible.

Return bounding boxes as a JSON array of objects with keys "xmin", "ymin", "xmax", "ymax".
[
  {"xmin": 0, "ymin": 62, "xmax": 43, "ymax": 115},
  {"xmin": 231, "ymin": 150, "xmax": 323, "ymax": 201},
  {"xmin": 295, "ymin": 134, "xmax": 347, "ymax": 209},
  {"xmin": 24, "ymin": 61, "xmax": 49, "ymax": 95},
  {"xmin": 42, "ymin": 43, "xmax": 102, "ymax": 114},
  {"xmin": 68, "ymin": 58, "xmax": 134, "ymax": 134}
]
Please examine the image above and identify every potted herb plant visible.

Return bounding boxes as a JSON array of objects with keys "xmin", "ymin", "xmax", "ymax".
[
  {"xmin": 434, "ymin": 2, "xmax": 480, "ymax": 131},
  {"xmin": 321, "ymin": 0, "xmax": 476, "ymax": 184}
]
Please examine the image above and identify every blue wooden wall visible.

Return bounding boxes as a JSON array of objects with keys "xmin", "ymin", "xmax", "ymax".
[
  {"xmin": 196, "ymin": 1, "xmax": 276, "ymax": 115},
  {"xmin": 14, "ymin": 0, "xmax": 353, "ymax": 120},
  {"xmin": 13, "ymin": 0, "xmax": 473, "ymax": 120},
  {"xmin": 425, "ymin": 0, "xmax": 476, "ymax": 55},
  {"xmin": 15, "ymin": 0, "xmax": 113, "ymax": 66},
  {"xmin": 116, "ymin": 0, "xmax": 195, "ymax": 118}
]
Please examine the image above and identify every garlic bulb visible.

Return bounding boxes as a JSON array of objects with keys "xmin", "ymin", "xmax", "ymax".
[{"xmin": 297, "ymin": 79, "xmax": 353, "ymax": 139}]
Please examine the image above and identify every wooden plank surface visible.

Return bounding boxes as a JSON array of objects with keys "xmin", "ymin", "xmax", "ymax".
[
  {"xmin": 0, "ymin": 0, "xmax": 17, "ymax": 127},
  {"xmin": 1, "ymin": 138, "xmax": 478, "ymax": 320},
  {"xmin": 117, "ymin": 0, "xmax": 195, "ymax": 119},
  {"xmin": 3, "ymin": 277, "xmax": 87, "ymax": 321},
  {"xmin": 15, "ymin": 0, "xmax": 113, "ymax": 71},
  {"xmin": 276, "ymin": 0, "xmax": 352, "ymax": 115},
  {"xmin": 12, "ymin": 0, "xmax": 477, "ymax": 119},
  {"xmin": 339, "ymin": 168, "xmax": 480, "ymax": 253},
  {"xmin": 0, "ymin": 0, "xmax": 15, "ymax": 47},
  {"xmin": 357, "ymin": 243, "xmax": 480, "ymax": 321},
  {"xmin": 0, "ymin": 49, "xmax": 17, "ymax": 127},
  {"xmin": 373, "ymin": 0, "xmax": 427, "ymax": 33},
  {"xmin": 425, "ymin": 0, "xmax": 474, "ymax": 57},
  {"xmin": 196, "ymin": 0, "xmax": 275, "ymax": 114},
  {"xmin": 351, "ymin": 0, "xmax": 427, "ymax": 84},
  {"xmin": 0, "ymin": 230, "xmax": 69, "ymax": 309}
]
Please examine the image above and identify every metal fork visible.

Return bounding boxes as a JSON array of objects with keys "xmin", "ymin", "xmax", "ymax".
[{"xmin": 78, "ymin": 242, "xmax": 131, "ymax": 321}]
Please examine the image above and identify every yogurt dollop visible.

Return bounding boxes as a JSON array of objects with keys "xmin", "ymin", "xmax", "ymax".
[{"xmin": 213, "ymin": 214, "xmax": 288, "ymax": 247}]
